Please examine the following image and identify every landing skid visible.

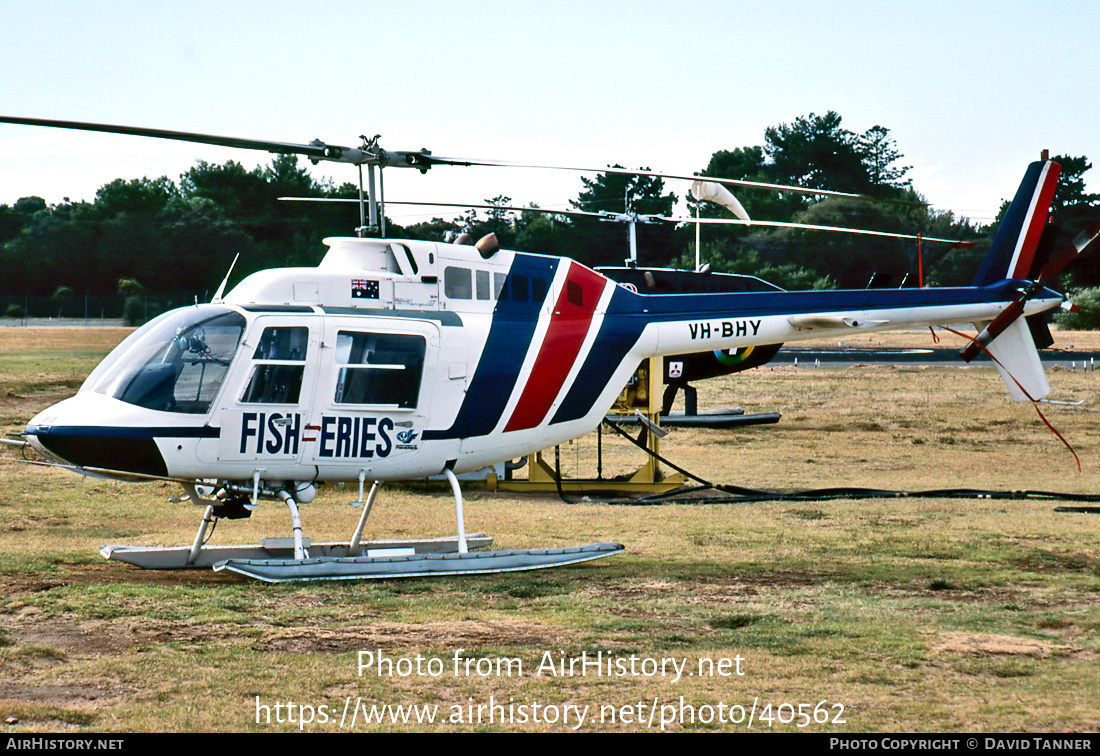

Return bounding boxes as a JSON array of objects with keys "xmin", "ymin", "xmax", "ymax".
[
  {"xmin": 212, "ymin": 542, "xmax": 625, "ymax": 583},
  {"xmin": 101, "ymin": 469, "xmax": 624, "ymax": 581}
]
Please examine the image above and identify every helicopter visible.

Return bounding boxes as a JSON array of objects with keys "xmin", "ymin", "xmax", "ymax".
[{"xmin": 3, "ymin": 116, "xmax": 1096, "ymax": 582}]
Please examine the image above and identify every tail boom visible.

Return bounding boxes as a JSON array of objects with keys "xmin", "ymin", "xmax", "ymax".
[{"xmin": 646, "ymin": 284, "xmax": 1063, "ymax": 358}]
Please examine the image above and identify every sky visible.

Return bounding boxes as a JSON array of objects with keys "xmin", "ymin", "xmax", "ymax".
[{"xmin": 1, "ymin": 0, "xmax": 1097, "ymax": 229}]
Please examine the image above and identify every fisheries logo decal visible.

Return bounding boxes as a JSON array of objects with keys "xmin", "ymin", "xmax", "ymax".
[{"xmin": 317, "ymin": 416, "xmax": 393, "ymax": 459}]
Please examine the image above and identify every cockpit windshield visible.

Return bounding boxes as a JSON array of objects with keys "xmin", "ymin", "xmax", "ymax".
[{"xmin": 87, "ymin": 306, "xmax": 246, "ymax": 414}]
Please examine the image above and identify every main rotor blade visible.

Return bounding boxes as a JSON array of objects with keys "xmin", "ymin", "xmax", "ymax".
[
  {"xmin": 0, "ymin": 115, "xmax": 346, "ymax": 161},
  {"xmin": 0, "ymin": 115, "xmax": 498, "ymax": 171},
  {"xmin": 281, "ymin": 196, "xmax": 604, "ymax": 217},
  {"xmin": 449, "ymin": 158, "xmax": 926, "ymax": 206},
  {"xmin": 383, "ymin": 199, "xmax": 598, "ymax": 215},
  {"xmin": 0, "ymin": 115, "xmax": 927, "ymax": 205},
  {"xmin": 685, "ymin": 217, "xmax": 974, "ymax": 244},
  {"xmin": 282, "ymin": 196, "xmax": 969, "ymax": 242}
]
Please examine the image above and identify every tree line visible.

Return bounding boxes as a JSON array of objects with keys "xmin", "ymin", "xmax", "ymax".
[{"xmin": 2, "ymin": 111, "xmax": 1097, "ymax": 322}]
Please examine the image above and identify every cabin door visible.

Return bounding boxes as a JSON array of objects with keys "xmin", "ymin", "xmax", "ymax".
[
  {"xmin": 208, "ymin": 315, "xmax": 319, "ymax": 472},
  {"xmin": 301, "ymin": 316, "xmax": 440, "ymax": 477}
]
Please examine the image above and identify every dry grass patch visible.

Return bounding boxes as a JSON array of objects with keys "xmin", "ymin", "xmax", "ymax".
[{"xmin": 1, "ymin": 326, "xmax": 1099, "ymax": 731}]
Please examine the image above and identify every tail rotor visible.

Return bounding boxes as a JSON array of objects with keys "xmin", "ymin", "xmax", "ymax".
[{"xmin": 961, "ymin": 222, "xmax": 1100, "ymax": 363}]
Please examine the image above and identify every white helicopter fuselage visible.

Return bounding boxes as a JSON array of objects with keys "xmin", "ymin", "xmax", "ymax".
[{"xmin": 25, "ymin": 235, "xmax": 1062, "ymax": 488}]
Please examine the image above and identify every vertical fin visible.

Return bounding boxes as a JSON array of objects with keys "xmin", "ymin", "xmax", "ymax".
[
  {"xmin": 973, "ymin": 160, "xmax": 1061, "ymax": 285},
  {"xmin": 982, "ymin": 316, "xmax": 1050, "ymax": 402}
]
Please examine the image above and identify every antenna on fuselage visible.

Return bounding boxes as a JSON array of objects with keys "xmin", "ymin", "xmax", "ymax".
[{"xmin": 211, "ymin": 253, "xmax": 240, "ymax": 304}]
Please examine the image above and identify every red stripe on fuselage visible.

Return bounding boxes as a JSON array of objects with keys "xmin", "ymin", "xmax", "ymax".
[
  {"xmin": 1012, "ymin": 161, "xmax": 1061, "ymax": 279},
  {"xmin": 503, "ymin": 262, "xmax": 607, "ymax": 432}
]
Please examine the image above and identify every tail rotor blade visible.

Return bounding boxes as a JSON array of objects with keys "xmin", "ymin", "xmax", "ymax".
[
  {"xmin": 1038, "ymin": 221, "xmax": 1100, "ymax": 282},
  {"xmin": 961, "ymin": 299, "xmax": 1026, "ymax": 362}
]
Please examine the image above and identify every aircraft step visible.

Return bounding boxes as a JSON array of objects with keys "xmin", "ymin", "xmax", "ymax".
[{"xmin": 100, "ymin": 534, "xmax": 493, "ymax": 570}]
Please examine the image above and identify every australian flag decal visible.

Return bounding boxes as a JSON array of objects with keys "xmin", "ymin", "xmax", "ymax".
[{"xmin": 351, "ymin": 279, "xmax": 380, "ymax": 299}]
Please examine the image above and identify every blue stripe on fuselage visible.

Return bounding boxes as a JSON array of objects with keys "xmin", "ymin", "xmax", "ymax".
[
  {"xmin": 25, "ymin": 425, "xmax": 220, "ymax": 439},
  {"xmin": 423, "ymin": 254, "xmax": 559, "ymax": 441},
  {"xmin": 551, "ymin": 285, "xmax": 641, "ymax": 424},
  {"xmin": 618, "ymin": 279, "xmax": 1032, "ymax": 320}
]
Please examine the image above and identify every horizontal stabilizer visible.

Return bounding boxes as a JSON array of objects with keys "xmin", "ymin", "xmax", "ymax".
[{"xmin": 978, "ymin": 316, "xmax": 1050, "ymax": 402}]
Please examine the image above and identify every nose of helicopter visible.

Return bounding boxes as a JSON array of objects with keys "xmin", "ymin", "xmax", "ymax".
[{"xmin": 25, "ymin": 393, "xmax": 171, "ymax": 478}]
